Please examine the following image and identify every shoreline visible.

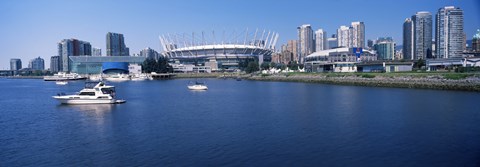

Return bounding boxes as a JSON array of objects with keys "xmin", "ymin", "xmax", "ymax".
[
  {"xmin": 245, "ymin": 73, "xmax": 480, "ymax": 92},
  {"xmin": 5, "ymin": 73, "xmax": 480, "ymax": 92}
]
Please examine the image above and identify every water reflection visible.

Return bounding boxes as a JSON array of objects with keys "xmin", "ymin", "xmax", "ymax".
[{"xmin": 57, "ymin": 104, "xmax": 115, "ymax": 124}]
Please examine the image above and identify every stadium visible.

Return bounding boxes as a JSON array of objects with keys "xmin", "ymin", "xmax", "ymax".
[{"xmin": 160, "ymin": 29, "xmax": 279, "ymax": 71}]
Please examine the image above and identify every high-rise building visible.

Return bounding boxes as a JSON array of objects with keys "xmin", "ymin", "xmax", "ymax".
[
  {"xmin": 10, "ymin": 58, "xmax": 22, "ymax": 71},
  {"xmin": 403, "ymin": 18, "xmax": 414, "ymax": 60},
  {"xmin": 29, "ymin": 57, "xmax": 45, "ymax": 70},
  {"xmin": 315, "ymin": 29, "xmax": 327, "ymax": 51},
  {"xmin": 412, "ymin": 11, "xmax": 433, "ymax": 60},
  {"xmin": 435, "ymin": 6, "xmax": 464, "ymax": 58},
  {"xmin": 367, "ymin": 39, "xmax": 374, "ymax": 49},
  {"xmin": 58, "ymin": 39, "xmax": 92, "ymax": 72},
  {"xmin": 374, "ymin": 37, "xmax": 396, "ymax": 60},
  {"xmin": 50, "ymin": 56, "xmax": 61, "ymax": 73},
  {"xmin": 297, "ymin": 24, "xmax": 314, "ymax": 63},
  {"xmin": 140, "ymin": 47, "xmax": 160, "ymax": 59},
  {"xmin": 92, "ymin": 47, "xmax": 102, "ymax": 56},
  {"xmin": 473, "ymin": 29, "xmax": 480, "ymax": 52},
  {"xmin": 328, "ymin": 34, "xmax": 338, "ymax": 49},
  {"xmin": 336, "ymin": 22, "xmax": 365, "ymax": 48},
  {"xmin": 351, "ymin": 21, "xmax": 365, "ymax": 48},
  {"xmin": 106, "ymin": 32, "xmax": 129, "ymax": 56},
  {"xmin": 287, "ymin": 40, "xmax": 299, "ymax": 62},
  {"xmin": 337, "ymin": 25, "xmax": 351, "ymax": 47}
]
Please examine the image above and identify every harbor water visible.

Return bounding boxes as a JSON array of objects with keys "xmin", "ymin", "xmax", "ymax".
[{"xmin": 1, "ymin": 78, "xmax": 479, "ymax": 166}]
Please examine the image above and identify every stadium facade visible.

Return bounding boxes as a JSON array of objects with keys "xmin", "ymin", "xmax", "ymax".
[{"xmin": 160, "ymin": 29, "xmax": 279, "ymax": 71}]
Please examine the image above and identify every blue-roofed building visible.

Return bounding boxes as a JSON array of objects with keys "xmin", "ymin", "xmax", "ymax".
[{"xmin": 68, "ymin": 56, "xmax": 145, "ymax": 74}]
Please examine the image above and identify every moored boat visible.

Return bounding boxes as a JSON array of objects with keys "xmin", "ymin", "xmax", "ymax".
[
  {"xmin": 188, "ymin": 81, "xmax": 208, "ymax": 90},
  {"xmin": 52, "ymin": 81, "xmax": 126, "ymax": 104},
  {"xmin": 44, "ymin": 72, "xmax": 87, "ymax": 81}
]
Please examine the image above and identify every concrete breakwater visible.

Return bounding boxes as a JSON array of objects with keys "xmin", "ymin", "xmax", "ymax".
[{"xmin": 246, "ymin": 73, "xmax": 480, "ymax": 92}]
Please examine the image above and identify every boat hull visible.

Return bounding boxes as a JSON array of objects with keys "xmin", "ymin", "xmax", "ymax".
[
  {"xmin": 44, "ymin": 77, "xmax": 87, "ymax": 81},
  {"xmin": 188, "ymin": 85, "xmax": 208, "ymax": 90},
  {"xmin": 52, "ymin": 96, "xmax": 123, "ymax": 104}
]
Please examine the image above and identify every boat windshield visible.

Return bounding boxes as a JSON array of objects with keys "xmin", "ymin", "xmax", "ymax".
[
  {"xmin": 101, "ymin": 88, "xmax": 115, "ymax": 94},
  {"xmin": 85, "ymin": 82, "xmax": 101, "ymax": 88}
]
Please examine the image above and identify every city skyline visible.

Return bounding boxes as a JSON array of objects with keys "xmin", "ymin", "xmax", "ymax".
[{"xmin": 0, "ymin": 0, "xmax": 479, "ymax": 69}]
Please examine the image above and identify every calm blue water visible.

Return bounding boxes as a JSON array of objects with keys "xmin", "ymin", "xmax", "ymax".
[{"xmin": 1, "ymin": 78, "xmax": 480, "ymax": 166}]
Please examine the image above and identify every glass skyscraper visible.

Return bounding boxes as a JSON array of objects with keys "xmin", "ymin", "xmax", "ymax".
[
  {"xmin": 10, "ymin": 58, "xmax": 22, "ymax": 71},
  {"xmin": 435, "ymin": 6, "xmax": 464, "ymax": 58},
  {"xmin": 29, "ymin": 57, "xmax": 45, "ymax": 70},
  {"xmin": 58, "ymin": 39, "xmax": 92, "ymax": 72},
  {"xmin": 50, "ymin": 56, "xmax": 61, "ymax": 73},
  {"xmin": 403, "ymin": 18, "xmax": 414, "ymax": 60},
  {"xmin": 412, "ymin": 12, "xmax": 432, "ymax": 60},
  {"xmin": 106, "ymin": 32, "xmax": 130, "ymax": 56}
]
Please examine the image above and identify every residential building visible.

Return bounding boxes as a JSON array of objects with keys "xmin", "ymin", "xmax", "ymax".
[
  {"xmin": 140, "ymin": 47, "xmax": 160, "ymax": 59},
  {"xmin": 58, "ymin": 38, "xmax": 92, "ymax": 72},
  {"xmin": 10, "ymin": 58, "xmax": 22, "ymax": 71},
  {"xmin": 473, "ymin": 29, "xmax": 480, "ymax": 52},
  {"xmin": 351, "ymin": 21, "xmax": 365, "ymax": 48},
  {"xmin": 435, "ymin": 6, "xmax": 464, "ymax": 58},
  {"xmin": 29, "ymin": 57, "xmax": 45, "ymax": 70},
  {"xmin": 50, "ymin": 56, "xmax": 61, "ymax": 73},
  {"xmin": 315, "ymin": 29, "xmax": 327, "ymax": 51},
  {"xmin": 413, "ymin": 11, "xmax": 433, "ymax": 60},
  {"xmin": 92, "ymin": 47, "xmax": 102, "ymax": 56},
  {"xmin": 367, "ymin": 39, "xmax": 374, "ymax": 49},
  {"xmin": 106, "ymin": 32, "xmax": 129, "ymax": 56},
  {"xmin": 286, "ymin": 40, "xmax": 299, "ymax": 62},
  {"xmin": 374, "ymin": 37, "xmax": 396, "ymax": 60},
  {"xmin": 337, "ymin": 25, "xmax": 351, "ymax": 47},
  {"xmin": 328, "ymin": 34, "xmax": 338, "ymax": 49},
  {"xmin": 297, "ymin": 24, "xmax": 314, "ymax": 63}
]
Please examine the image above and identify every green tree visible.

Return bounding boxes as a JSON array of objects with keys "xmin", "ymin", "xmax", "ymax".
[
  {"xmin": 288, "ymin": 61, "xmax": 299, "ymax": 71},
  {"xmin": 269, "ymin": 62, "xmax": 276, "ymax": 69},
  {"xmin": 245, "ymin": 61, "xmax": 260, "ymax": 73},
  {"xmin": 414, "ymin": 59, "xmax": 425, "ymax": 69},
  {"xmin": 261, "ymin": 62, "xmax": 270, "ymax": 70},
  {"xmin": 142, "ymin": 57, "xmax": 173, "ymax": 73}
]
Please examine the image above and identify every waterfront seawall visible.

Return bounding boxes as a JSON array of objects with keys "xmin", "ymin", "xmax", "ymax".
[{"xmin": 246, "ymin": 73, "xmax": 480, "ymax": 92}]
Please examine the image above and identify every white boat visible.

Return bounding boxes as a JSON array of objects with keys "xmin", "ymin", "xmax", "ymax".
[
  {"xmin": 188, "ymin": 81, "xmax": 208, "ymax": 90},
  {"xmin": 44, "ymin": 72, "xmax": 86, "ymax": 81},
  {"xmin": 52, "ymin": 81, "xmax": 126, "ymax": 104},
  {"xmin": 130, "ymin": 73, "xmax": 150, "ymax": 81},
  {"xmin": 104, "ymin": 73, "xmax": 130, "ymax": 82},
  {"xmin": 56, "ymin": 81, "xmax": 68, "ymax": 85},
  {"xmin": 88, "ymin": 74, "xmax": 103, "ymax": 81}
]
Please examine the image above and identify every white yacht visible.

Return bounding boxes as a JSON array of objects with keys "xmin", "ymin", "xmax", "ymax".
[
  {"xmin": 104, "ymin": 73, "xmax": 130, "ymax": 82},
  {"xmin": 52, "ymin": 81, "xmax": 126, "ymax": 104},
  {"xmin": 44, "ymin": 72, "xmax": 87, "ymax": 81},
  {"xmin": 188, "ymin": 81, "xmax": 208, "ymax": 90}
]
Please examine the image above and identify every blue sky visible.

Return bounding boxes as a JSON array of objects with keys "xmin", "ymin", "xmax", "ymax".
[{"xmin": 0, "ymin": 0, "xmax": 479, "ymax": 69}]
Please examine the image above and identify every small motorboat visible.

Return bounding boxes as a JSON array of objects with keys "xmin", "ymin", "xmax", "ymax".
[
  {"xmin": 188, "ymin": 81, "xmax": 208, "ymax": 90},
  {"xmin": 56, "ymin": 81, "xmax": 68, "ymax": 85},
  {"xmin": 52, "ymin": 81, "xmax": 126, "ymax": 104}
]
